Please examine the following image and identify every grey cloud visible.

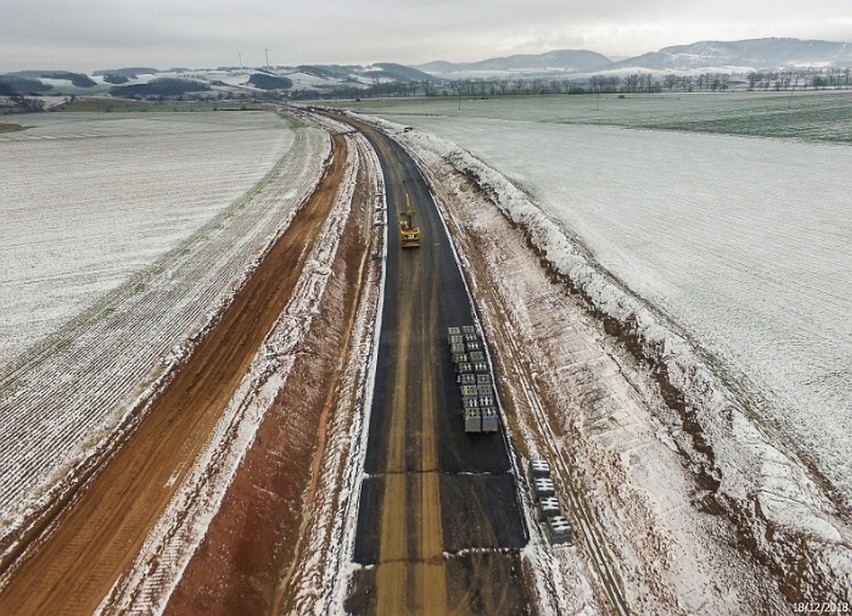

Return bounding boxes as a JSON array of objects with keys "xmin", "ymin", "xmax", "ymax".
[{"xmin": 1, "ymin": 0, "xmax": 850, "ymax": 72}]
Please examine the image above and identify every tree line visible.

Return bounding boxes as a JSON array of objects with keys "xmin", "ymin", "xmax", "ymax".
[
  {"xmin": 314, "ymin": 66, "xmax": 852, "ymax": 99},
  {"xmin": 746, "ymin": 68, "xmax": 851, "ymax": 91}
]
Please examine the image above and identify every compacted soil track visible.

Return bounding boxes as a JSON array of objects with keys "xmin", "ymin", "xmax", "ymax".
[{"xmin": 0, "ymin": 135, "xmax": 348, "ymax": 615}]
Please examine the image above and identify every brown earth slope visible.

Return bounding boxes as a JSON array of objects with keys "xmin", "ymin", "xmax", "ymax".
[
  {"xmin": 165, "ymin": 133, "xmax": 372, "ymax": 615},
  {"xmin": 0, "ymin": 134, "xmax": 347, "ymax": 615}
]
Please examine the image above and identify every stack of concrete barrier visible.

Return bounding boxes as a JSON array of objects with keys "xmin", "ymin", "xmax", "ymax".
[
  {"xmin": 448, "ymin": 325, "xmax": 499, "ymax": 433},
  {"xmin": 528, "ymin": 459, "xmax": 573, "ymax": 545}
]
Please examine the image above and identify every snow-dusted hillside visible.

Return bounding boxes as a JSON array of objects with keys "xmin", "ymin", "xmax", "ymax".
[
  {"xmin": 615, "ymin": 38, "xmax": 852, "ymax": 72},
  {"xmin": 1, "ymin": 63, "xmax": 434, "ymax": 99},
  {"xmin": 415, "ymin": 38, "xmax": 852, "ymax": 79}
]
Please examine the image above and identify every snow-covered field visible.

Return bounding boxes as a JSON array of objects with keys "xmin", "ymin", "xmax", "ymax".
[
  {"xmin": 2, "ymin": 95, "xmax": 848, "ymax": 609},
  {"xmin": 346, "ymin": 93, "xmax": 852, "ymax": 513},
  {"xmin": 0, "ymin": 111, "xmax": 330, "ymax": 568},
  {"xmin": 352, "ymin": 90, "xmax": 852, "ymax": 143},
  {"xmin": 0, "ymin": 112, "xmax": 295, "ymax": 366},
  {"xmin": 353, "ymin": 110, "xmax": 851, "ymax": 609},
  {"xmin": 99, "ymin": 127, "xmax": 364, "ymax": 615}
]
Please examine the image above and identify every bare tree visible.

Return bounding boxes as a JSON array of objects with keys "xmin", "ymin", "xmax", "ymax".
[
  {"xmin": 747, "ymin": 72, "xmax": 759, "ymax": 90},
  {"xmin": 589, "ymin": 75, "xmax": 600, "ymax": 93}
]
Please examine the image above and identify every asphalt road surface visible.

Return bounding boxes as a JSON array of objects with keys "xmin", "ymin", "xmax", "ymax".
[{"xmin": 335, "ymin": 115, "xmax": 531, "ymax": 615}]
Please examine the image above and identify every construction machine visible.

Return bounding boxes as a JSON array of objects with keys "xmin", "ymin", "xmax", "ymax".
[{"xmin": 399, "ymin": 193, "xmax": 421, "ymax": 248}]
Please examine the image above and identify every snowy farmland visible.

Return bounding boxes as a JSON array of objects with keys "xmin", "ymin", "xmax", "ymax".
[
  {"xmin": 346, "ymin": 92, "xmax": 852, "ymax": 511},
  {"xmin": 0, "ymin": 112, "xmax": 297, "ymax": 366},
  {"xmin": 0, "ymin": 111, "xmax": 330, "ymax": 563}
]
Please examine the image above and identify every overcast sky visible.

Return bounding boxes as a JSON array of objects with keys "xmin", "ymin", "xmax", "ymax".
[{"xmin": 2, "ymin": 0, "xmax": 851, "ymax": 72}]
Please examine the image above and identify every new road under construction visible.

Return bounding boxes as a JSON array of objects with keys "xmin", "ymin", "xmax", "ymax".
[{"xmin": 336, "ymin": 115, "xmax": 531, "ymax": 614}]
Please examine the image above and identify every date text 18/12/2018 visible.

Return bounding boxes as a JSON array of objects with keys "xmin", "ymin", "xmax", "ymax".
[{"xmin": 793, "ymin": 603, "xmax": 850, "ymax": 614}]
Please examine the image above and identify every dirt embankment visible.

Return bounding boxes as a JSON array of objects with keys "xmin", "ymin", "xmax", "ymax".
[
  {"xmin": 164, "ymin": 134, "xmax": 370, "ymax": 615},
  {"xmin": 0, "ymin": 135, "xmax": 351, "ymax": 615}
]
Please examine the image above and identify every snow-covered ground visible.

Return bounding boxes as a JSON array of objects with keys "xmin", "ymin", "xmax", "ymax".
[
  {"xmin": 358, "ymin": 113, "xmax": 851, "ymax": 609},
  {"xmin": 0, "ymin": 111, "xmax": 294, "ymax": 366},
  {"xmin": 346, "ymin": 95, "xmax": 852, "ymax": 513},
  {"xmin": 0, "ymin": 111, "xmax": 330, "ymax": 570},
  {"xmin": 2, "ymin": 98, "xmax": 848, "ymax": 610},
  {"xmin": 98, "ymin": 127, "xmax": 363, "ymax": 615}
]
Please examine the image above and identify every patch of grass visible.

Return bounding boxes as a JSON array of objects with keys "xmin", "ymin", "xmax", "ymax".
[
  {"xmin": 278, "ymin": 111, "xmax": 306, "ymax": 129},
  {"xmin": 696, "ymin": 346, "xmax": 770, "ymax": 430},
  {"xmin": 53, "ymin": 98, "xmax": 272, "ymax": 113},
  {"xmin": 0, "ymin": 377, "xmax": 25, "ymax": 400},
  {"xmin": 584, "ymin": 92, "xmax": 852, "ymax": 144},
  {"xmin": 641, "ymin": 106, "xmax": 852, "ymax": 143}
]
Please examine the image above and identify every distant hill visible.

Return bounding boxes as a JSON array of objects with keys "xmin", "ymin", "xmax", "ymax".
[
  {"xmin": 1, "ymin": 71, "xmax": 96, "ymax": 91},
  {"xmin": 417, "ymin": 50, "xmax": 613, "ymax": 78},
  {"xmin": 417, "ymin": 38, "xmax": 852, "ymax": 78},
  {"xmin": 0, "ymin": 62, "xmax": 437, "ymax": 101},
  {"xmin": 0, "ymin": 75, "xmax": 52, "ymax": 95},
  {"xmin": 292, "ymin": 63, "xmax": 433, "ymax": 83},
  {"xmin": 108, "ymin": 77, "xmax": 211, "ymax": 98},
  {"xmin": 3, "ymin": 37, "xmax": 851, "ymax": 102},
  {"xmin": 247, "ymin": 73, "xmax": 294, "ymax": 91},
  {"xmin": 92, "ymin": 68, "xmax": 160, "ymax": 78},
  {"xmin": 40, "ymin": 72, "xmax": 97, "ymax": 87},
  {"xmin": 612, "ymin": 38, "xmax": 852, "ymax": 72},
  {"xmin": 371, "ymin": 63, "xmax": 434, "ymax": 82}
]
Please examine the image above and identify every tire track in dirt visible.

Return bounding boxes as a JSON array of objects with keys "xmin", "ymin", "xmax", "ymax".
[
  {"xmin": 0, "ymin": 135, "xmax": 348, "ymax": 616},
  {"xmin": 373, "ymin": 250, "xmax": 448, "ymax": 615}
]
